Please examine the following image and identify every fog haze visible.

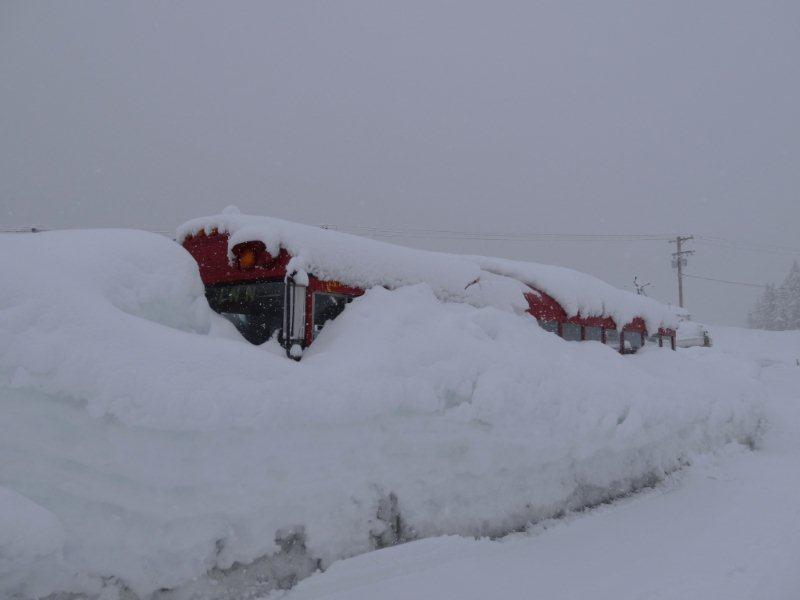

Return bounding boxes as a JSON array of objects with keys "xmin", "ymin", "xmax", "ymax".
[{"xmin": 2, "ymin": 1, "xmax": 799, "ymax": 325}]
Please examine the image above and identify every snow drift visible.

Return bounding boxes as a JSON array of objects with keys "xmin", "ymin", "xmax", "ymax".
[{"xmin": 0, "ymin": 229, "xmax": 762, "ymax": 598}]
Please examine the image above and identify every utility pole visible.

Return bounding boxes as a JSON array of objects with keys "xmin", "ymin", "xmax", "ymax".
[{"xmin": 670, "ymin": 235, "xmax": 694, "ymax": 308}]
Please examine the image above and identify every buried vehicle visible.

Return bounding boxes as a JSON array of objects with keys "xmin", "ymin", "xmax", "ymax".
[
  {"xmin": 677, "ymin": 320, "xmax": 713, "ymax": 348},
  {"xmin": 0, "ymin": 225, "xmax": 764, "ymax": 599},
  {"xmin": 180, "ymin": 209, "xmax": 678, "ymax": 359}
]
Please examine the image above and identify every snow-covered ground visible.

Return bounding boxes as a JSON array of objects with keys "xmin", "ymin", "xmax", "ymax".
[
  {"xmin": 272, "ymin": 327, "xmax": 800, "ymax": 600},
  {"xmin": 0, "ymin": 230, "xmax": 779, "ymax": 599}
]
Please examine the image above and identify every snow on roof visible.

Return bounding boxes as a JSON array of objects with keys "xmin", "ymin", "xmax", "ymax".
[{"xmin": 177, "ymin": 208, "xmax": 679, "ymax": 331}]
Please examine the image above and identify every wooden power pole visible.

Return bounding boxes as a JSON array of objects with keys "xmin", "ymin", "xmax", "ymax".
[{"xmin": 670, "ymin": 235, "xmax": 694, "ymax": 308}]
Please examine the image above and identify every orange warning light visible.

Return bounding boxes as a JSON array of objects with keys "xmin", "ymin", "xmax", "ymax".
[{"xmin": 238, "ymin": 248, "xmax": 257, "ymax": 270}]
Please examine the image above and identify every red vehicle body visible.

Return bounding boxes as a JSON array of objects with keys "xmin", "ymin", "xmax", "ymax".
[
  {"xmin": 525, "ymin": 289, "xmax": 676, "ymax": 351},
  {"xmin": 183, "ymin": 230, "xmax": 363, "ymax": 357},
  {"xmin": 183, "ymin": 230, "xmax": 675, "ymax": 358}
]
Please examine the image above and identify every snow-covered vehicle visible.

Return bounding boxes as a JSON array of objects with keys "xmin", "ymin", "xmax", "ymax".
[
  {"xmin": 180, "ymin": 209, "xmax": 678, "ymax": 359},
  {"xmin": 677, "ymin": 321, "xmax": 713, "ymax": 348},
  {"xmin": 0, "ymin": 223, "xmax": 765, "ymax": 599}
]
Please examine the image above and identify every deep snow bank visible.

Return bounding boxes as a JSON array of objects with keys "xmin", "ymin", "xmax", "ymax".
[
  {"xmin": 275, "ymin": 325, "xmax": 800, "ymax": 600},
  {"xmin": 0, "ymin": 230, "xmax": 762, "ymax": 598}
]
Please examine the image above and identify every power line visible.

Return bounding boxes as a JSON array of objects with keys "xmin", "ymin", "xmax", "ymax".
[
  {"xmin": 698, "ymin": 235, "xmax": 800, "ymax": 253},
  {"xmin": 683, "ymin": 273, "xmax": 766, "ymax": 288},
  {"xmin": 694, "ymin": 240, "xmax": 800, "ymax": 257},
  {"xmin": 0, "ymin": 223, "xmax": 676, "ymax": 242},
  {"xmin": 695, "ymin": 236, "xmax": 800, "ymax": 257},
  {"xmin": 0, "ymin": 223, "xmax": 787, "ymax": 291},
  {"xmin": 4, "ymin": 223, "xmax": 799, "ymax": 253},
  {"xmin": 0, "ymin": 226, "xmax": 49, "ymax": 233},
  {"xmin": 0, "ymin": 226, "xmax": 174, "ymax": 236},
  {"xmin": 329, "ymin": 224, "xmax": 674, "ymax": 242},
  {"xmin": 4, "ymin": 222, "xmax": 799, "ymax": 258}
]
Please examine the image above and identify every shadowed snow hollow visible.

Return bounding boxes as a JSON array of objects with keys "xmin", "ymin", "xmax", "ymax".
[{"xmin": 0, "ymin": 230, "xmax": 763, "ymax": 598}]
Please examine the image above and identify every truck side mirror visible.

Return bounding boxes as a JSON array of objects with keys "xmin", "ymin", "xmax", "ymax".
[{"xmin": 283, "ymin": 275, "xmax": 307, "ymax": 360}]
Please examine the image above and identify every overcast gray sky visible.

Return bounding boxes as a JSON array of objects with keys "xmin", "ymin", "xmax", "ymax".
[{"xmin": 2, "ymin": 1, "xmax": 799, "ymax": 325}]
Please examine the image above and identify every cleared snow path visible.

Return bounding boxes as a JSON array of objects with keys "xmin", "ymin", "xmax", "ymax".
[{"xmin": 272, "ymin": 328, "xmax": 800, "ymax": 600}]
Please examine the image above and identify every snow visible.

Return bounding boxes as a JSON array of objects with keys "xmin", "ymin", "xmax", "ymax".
[
  {"xmin": 0, "ymin": 487, "xmax": 65, "ymax": 590},
  {"xmin": 177, "ymin": 212, "xmax": 495, "ymax": 306},
  {"xmin": 677, "ymin": 320, "xmax": 710, "ymax": 347},
  {"xmin": 271, "ymin": 326, "xmax": 800, "ymax": 600},
  {"xmin": 0, "ymin": 230, "xmax": 763, "ymax": 598},
  {"xmin": 177, "ymin": 212, "xmax": 679, "ymax": 331}
]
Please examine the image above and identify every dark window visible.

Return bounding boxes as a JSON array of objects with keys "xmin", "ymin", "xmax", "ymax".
[
  {"xmin": 206, "ymin": 281, "xmax": 284, "ymax": 345},
  {"xmin": 313, "ymin": 293, "xmax": 352, "ymax": 338},
  {"xmin": 649, "ymin": 333, "xmax": 673, "ymax": 349},
  {"xmin": 605, "ymin": 328, "xmax": 620, "ymax": 349},
  {"xmin": 622, "ymin": 330, "xmax": 644, "ymax": 353},
  {"xmin": 562, "ymin": 322, "xmax": 582, "ymax": 341},
  {"xmin": 584, "ymin": 326, "xmax": 602, "ymax": 342},
  {"xmin": 537, "ymin": 319, "xmax": 560, "ymax": 335}
]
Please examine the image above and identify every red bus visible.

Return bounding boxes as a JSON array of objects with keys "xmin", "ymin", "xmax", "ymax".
[{"xmin": 182, "ymin": 221, "xmax": 676, "ymax": 359}]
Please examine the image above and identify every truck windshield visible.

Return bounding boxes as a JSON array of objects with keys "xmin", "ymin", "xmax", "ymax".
[
  {"xmin": 205, "ymin": 281, "xmax": 284, "ymax": 345},
  {"xmin": 312, "ymin": 292, "xmax": 352, "ymax": 338}
]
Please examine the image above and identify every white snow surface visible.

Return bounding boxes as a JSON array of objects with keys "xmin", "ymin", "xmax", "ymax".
[
  {"xmin": 0, "ymin": 229, "xmax": 760, "ymax": 598},
  {"xmin": 0, "ymin": 487, "xmax": 65, "ymax": 588},
  {"xmin": 274, "ymin": 327, "xmax": 800, "ymax": 600},
  {"xmin": 177, "ymin": 211, "xmax": 679, "ymax": 331}
]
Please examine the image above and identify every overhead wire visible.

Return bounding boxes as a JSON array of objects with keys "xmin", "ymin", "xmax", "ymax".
[
  {"xmin": 1, "ymin": 223, "xmax": 791, "ymax": 292},
  {"xmin": 0, "ymin": 226, "xmax": 174, "ymax": 236},
  {"xmin": 4, "ymin": 224, "xmax": 798, "ymax": 255},
  {"xmin": 327, "ymin": 224, "xmax": 674, "ymax": 242},
  {"xmin": 694, "ymin": 235, "xmax": 800, "ymax": 257},
  {"xmin": 682, "ymin": 273, "xmax": 767, "ymax": 288},
  {"xmin": 0, "ymin": 226, "xmax": 50, "ymax": 233}
]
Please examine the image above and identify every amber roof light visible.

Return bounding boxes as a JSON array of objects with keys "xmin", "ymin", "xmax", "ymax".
[{"xmin": 238, "ymin": 248, "xmax": 257, "ymax": 270}]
